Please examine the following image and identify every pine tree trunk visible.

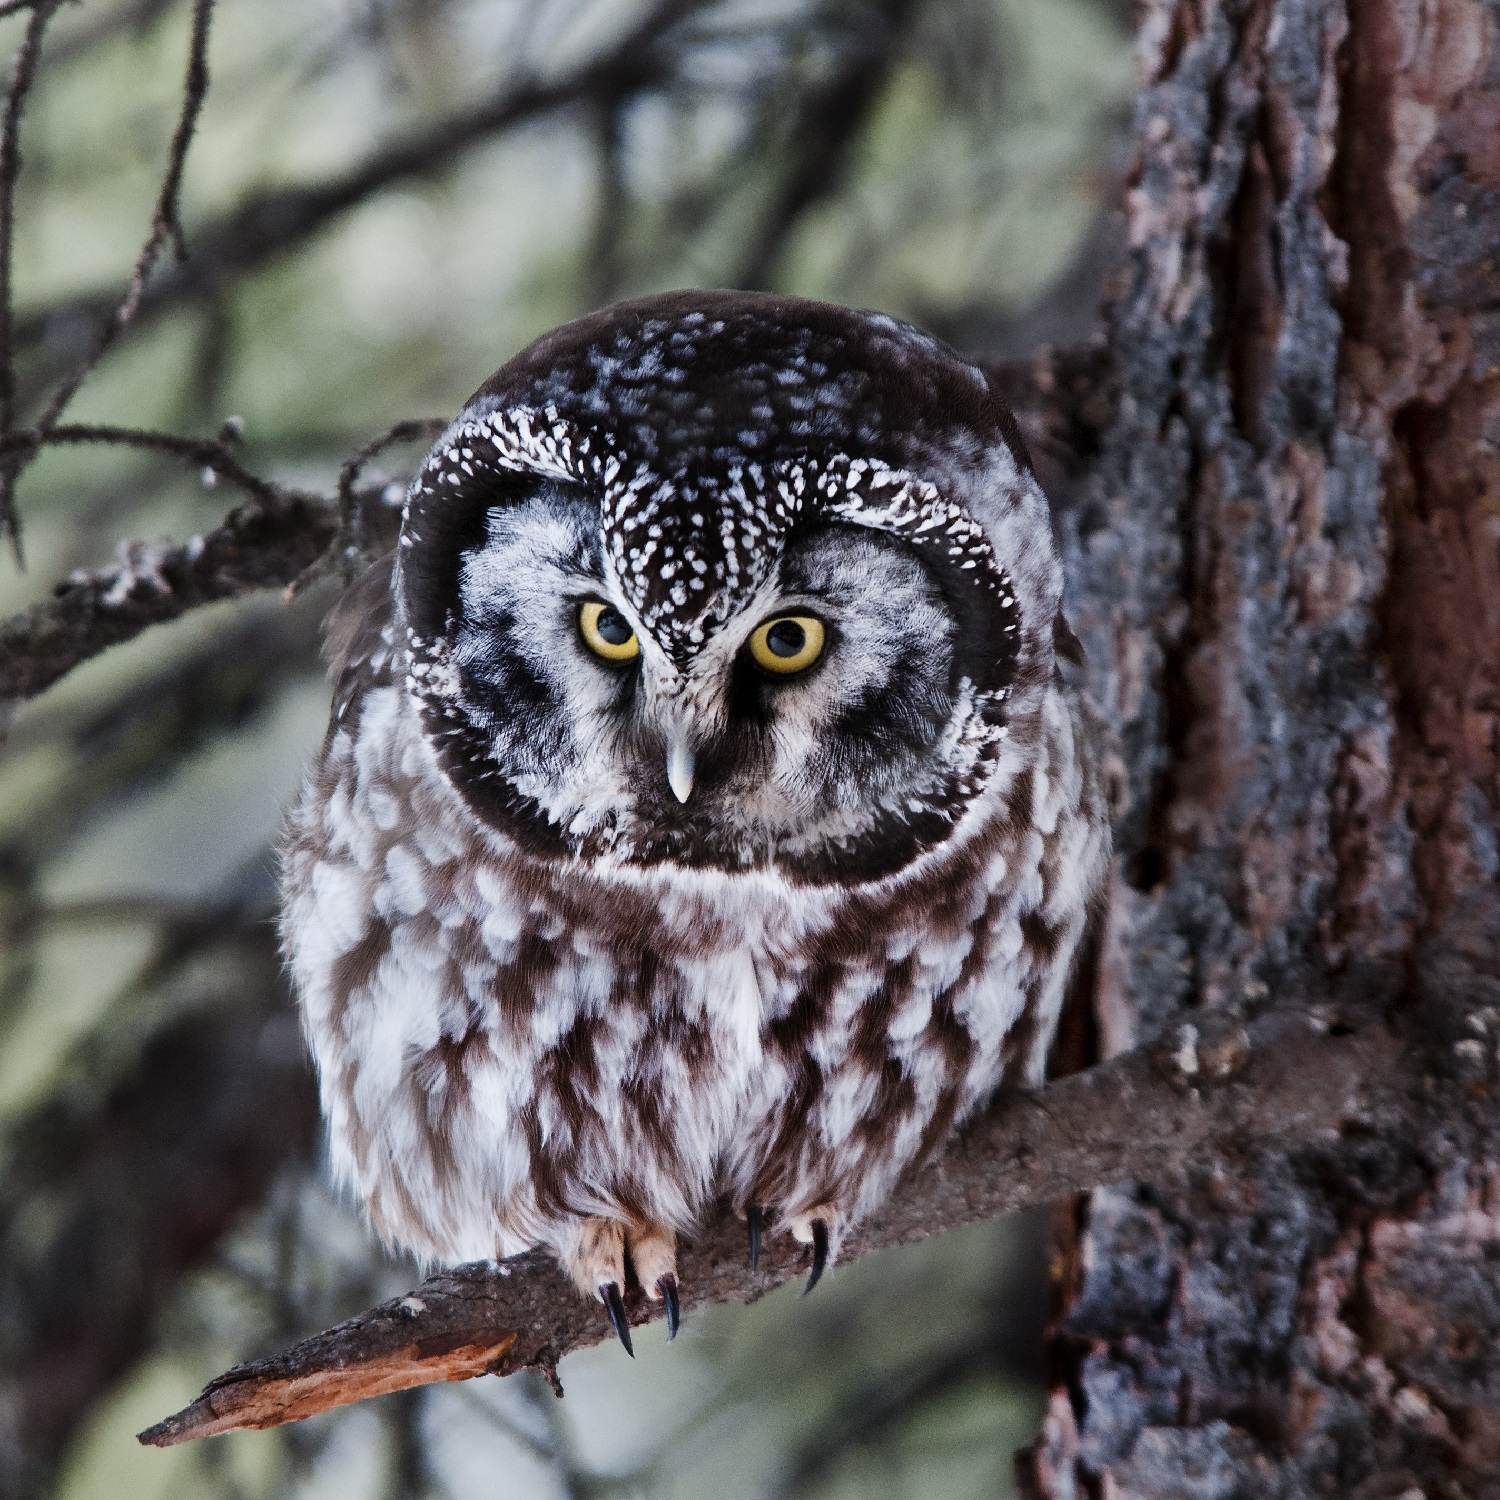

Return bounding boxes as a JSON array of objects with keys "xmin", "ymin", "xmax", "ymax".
[{"xmin": 1014, "ymin": 0, "xmax": 1500, "ymax": 1492}]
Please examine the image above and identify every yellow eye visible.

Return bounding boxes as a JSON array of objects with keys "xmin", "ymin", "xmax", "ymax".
[
  {"xmin": 748, "ymin": 614, "xmax": 826, "ymax": 675},
  {"xmin": 578, "ymin": 600, "xmax": 640, "ymax": 662}
]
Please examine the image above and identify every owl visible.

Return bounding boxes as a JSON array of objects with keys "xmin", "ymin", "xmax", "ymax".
[{"xmin": 279, "ymin": 290, "xmax": 1109, "ymax": 1353}]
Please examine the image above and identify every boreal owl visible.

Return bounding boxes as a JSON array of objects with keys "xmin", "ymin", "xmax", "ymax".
[{"xmin": 280, "ymin": 290, "xmax": 1110, "ymax": 1352}]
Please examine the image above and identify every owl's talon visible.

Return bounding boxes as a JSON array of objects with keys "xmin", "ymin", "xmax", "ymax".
[
  {"xmin": 786, "ymin": 1207, "xmax": 838, "ymax": 1294},
  {"xmin": 802, "ymin": 1218, "xmax": 830, "ymax": 1296},
  {"xmin": 746, "ymin": 1205, "xmax": 764, "ymax": 1270},
  {"xmin": 601, "ymin": 1281, "xmax": 634, "ymax": 1357},
  {"xmin": 658, "ymin": 1273, "xmax": 680, "ymax": 1340},
  {"xmin": 626, "ymin": 1222, "xmax": 680, "ymax": 1338}
]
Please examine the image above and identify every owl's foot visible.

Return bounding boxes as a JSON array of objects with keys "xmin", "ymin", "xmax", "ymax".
[
  {"xmin": 570, "ymin": 1219, "xmax": 634, "ymax": 1357},
  {"xmin": 564, "ymin": 1218, "xmax": 681, "ymax": 1352},
  {"xmin": 627, "ymin": 1223, "xmax": 681, "ymax": 1341},
  {"xmin": 786, "ymin": 1205, "xmax": 840, "ymax": 1295}
]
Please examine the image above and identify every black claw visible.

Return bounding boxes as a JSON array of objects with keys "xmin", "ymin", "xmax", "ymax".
[
  {"xmin": 747, "ymin": 1205, "xmax": 764, "ymax": 1271},
  {"xmin": 802, "ymin": 1219, "xmax": 829, "ymax": 1297},
  {"xmin": 659, "ymin": 1274, "xmax": 680, "ymax": 1341},
  {"xmin": 601, "ymin": 1281, "xmax": 634, "ymax": 1357}
]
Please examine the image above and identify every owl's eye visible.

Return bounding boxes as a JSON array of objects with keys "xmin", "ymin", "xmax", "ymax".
[
  {"xmin": 578, "ymin": 600, "xmax": 640, "ymax": 663},
  {"xmin": 748, "ymin": 614, "xmax": 826, "ymax": 676}
]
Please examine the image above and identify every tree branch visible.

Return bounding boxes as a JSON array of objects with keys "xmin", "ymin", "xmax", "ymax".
[
  {"xmin": 0, "ymin": 481, "xmax": 333, "ymax": 703},
  {"xmin": 138, "ymin": 1002, "xmax": 1398, "ymax": 1446},
  {"xmin": 0, "ymin": 339, "xmax": 1087, "ymax": 712}
]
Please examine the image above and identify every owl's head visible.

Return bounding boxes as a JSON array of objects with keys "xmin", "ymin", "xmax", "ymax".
[{"xmin": 396, "ymin": 291, "xmax": 1064, "ymax": 882}]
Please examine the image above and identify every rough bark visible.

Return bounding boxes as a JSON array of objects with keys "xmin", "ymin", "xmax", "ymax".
[{"xmin": 1014, "ymin": 0, "xmax": 1500, "ymax": 1495}]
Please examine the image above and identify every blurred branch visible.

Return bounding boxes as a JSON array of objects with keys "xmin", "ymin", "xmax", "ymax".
[
  {"xmin": 9, "ymin": 893, "xmax": 243, "ymax": 936},
  {"xmin": 459, "ymin": 1369, "xmax": 689, "ymax": 1496},
  {"xmin": 15, "ymin": 0, "xmax": 707, "ymax": 382},
  {"xmin": 41, "ymin": 0, "xmax": 180, "ymax": 70},
  {"xmin": 584, "ymin": 98, "xmax": 628, "ymax": 308},
  {"xmin": 1, "ymin": 928, "xmax": 319, "ymax": 1493},
  {"xmin": 385, "ymin": 1388, "xmax": 431, "ymax": 1500},
  {"xmin": 139, "ymin": 1001, "xmax": 1399, "ymax": 1445},
  {"xmin": 735, "ymin": 0, "xmax": 919, "ymax": 289},
  {"xmin": 1, "ymin": 596, "xmax": 323, "ymax": 869},
  {"xmin": 767, "ymin": 1321, "xmax": 1007, "ymax": 1500}
]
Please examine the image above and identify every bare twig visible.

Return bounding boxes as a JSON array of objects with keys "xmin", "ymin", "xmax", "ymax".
[
  {"xmin": 6, "ymin": 421, "xmax": 284, "ymax": 502},
  {"xmin": 0, "ymin": 409, "xmax": 444, "ymax": 705},
  {"xmin": 271, "ymin": 416, "xmax": 448, "ymax": 598},
  {"xmin": 335, "ymin": 419, "xmax": 446, "ymax": 522},
  {"xmin": 28, "ymin": 0, "xmax": 215, "ymax": 442},
  {"xmin": 0, "ymin": 0, "xmax": 63, "ymax": 557},
  {"xmin": 137, "ymin": 1004, "xmax": 1396, "ymax": 1446},
  {"xmin": 0, "ymin": 0, "xmax": 213, "ymax": 564}
]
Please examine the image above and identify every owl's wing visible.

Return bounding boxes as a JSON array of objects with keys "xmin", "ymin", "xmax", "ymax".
[{"xmin": 322, "ymin": 550, "xmax": 397, "ymax": 742}]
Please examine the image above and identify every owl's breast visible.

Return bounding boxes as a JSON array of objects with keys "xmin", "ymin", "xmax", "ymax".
[
  {"xmin": 281, "ymin": 668, "xmax": 1105, "ymax": 1262},
  {"xmin": 281, "ymin": 687, "xmax": 801, "ymax": 1249}
]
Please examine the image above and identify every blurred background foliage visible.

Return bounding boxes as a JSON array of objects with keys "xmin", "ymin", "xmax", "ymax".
[{"xmin": 0, "ymin": 0, "xmax": 1132, "ymax": 1495}]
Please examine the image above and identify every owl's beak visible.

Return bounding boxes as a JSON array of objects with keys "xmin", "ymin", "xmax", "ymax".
[{"xmin": 665, "ymin": 730, "xmax": 695, "ymax": 803}]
